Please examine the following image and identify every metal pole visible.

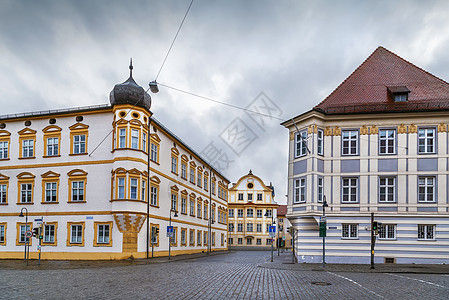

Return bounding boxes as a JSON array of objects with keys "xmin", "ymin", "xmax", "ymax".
[
  {"xmin": 322, "ymin": 204, "xmax": 325, "ymax": 268},
  {"xmin": 25, "ymin": 213, "xmax": 28, "ymax": 263},
  {"xmin": 277, "ymin": 223, "xmax": 280, "ymax": 256},
  {"xmin": 371, "ymin": 212, "xmax": 374, "ymax": 269},
  {"xmin": 146, "ymin": 118, "xmax": 151, "ymax": 259},
  {"xmin": 271, "ymin": 214, "xmax": 274, "ymax": 262},
  {"xmin": 38, "ymin": 220, "xmax": 42, "ymax": 265},
  {"xmin": 169, "ymin": 212, "xmax": 172, "ymax": 260},
  {"xmin": 208, "ymin": 169, "xmax": 212, "ymax": 255},
  {"xmin": 291, "ymin": 227, "xmax": 295, "ymax": 264}
]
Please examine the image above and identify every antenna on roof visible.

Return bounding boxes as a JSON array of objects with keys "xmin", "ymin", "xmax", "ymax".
[{"xmin": 129, "ymin": 58, "xmax": 133, "ymax": 77}]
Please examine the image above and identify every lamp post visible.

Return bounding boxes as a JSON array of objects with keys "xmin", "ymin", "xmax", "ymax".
[
  {"xmin": 265, "ymin": 210, "xmax": 275, "ymax": 262},
  {"xmin": 19, "ymin": 207, "xmax": 28, "ymax": 265},
  {"xmin": 168, "ymin": 209, "xmax": 178, "ymax": 260},
  {"xmin": 322, "ymin": 195, "xmax": 328, "ymax": 268}
]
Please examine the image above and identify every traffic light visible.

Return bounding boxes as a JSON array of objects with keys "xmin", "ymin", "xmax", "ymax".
[
  {"xmin": 155, "ymin": 228, "xmax": 159, "ymax": 235},
  {"xmin": 32, "ymin": 228, "xmax": 39, "ymax": 237},
  {"xmin": 373, "ymin": 221, "xmax": 378, "ymax": 235}
]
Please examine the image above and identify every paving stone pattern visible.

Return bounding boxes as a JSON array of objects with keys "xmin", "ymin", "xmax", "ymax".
[{"xmin": 0, "ymin": 251, "xmax": 448, "ymax": 299}]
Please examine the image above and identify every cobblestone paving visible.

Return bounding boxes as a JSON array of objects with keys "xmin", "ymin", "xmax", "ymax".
[{"xmin": 1, "ymin": 251, "xmax": 448, "ymax": 299}]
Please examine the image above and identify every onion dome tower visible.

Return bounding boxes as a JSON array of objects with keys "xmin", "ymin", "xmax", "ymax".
[{"xmin": 109, "ymin": 59, "xmax": 152, "ymax": 110}]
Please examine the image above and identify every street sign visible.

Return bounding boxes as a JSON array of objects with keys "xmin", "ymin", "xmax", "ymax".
[
  {"xmin": 269, "ymin": 226, "xmax": 276, "ymax": 233},
  {"xmin": 34, "ymin": 218, "xmax": 42, "ymax": 222},
  {"xmin": 167, "ymin": 226, "xmax": 174, "ymax": 237},
  {"xmin": 25, "ymin": 230, "xmax": 33, "ymax": 238}
]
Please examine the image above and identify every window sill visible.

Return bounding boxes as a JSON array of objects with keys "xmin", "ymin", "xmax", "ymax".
[
  {"xmin": 0, "ymin": 158, "xmax": 10, "ymax": 161},
  {"xmin": 43, "ymin": 155, "xmax": 61, "ymax": 158},
  {"xmin": 19, "ymin": 157, "xmax": 35, "ymax": 160},
  {"xmin": 17, "ymin": 202, "xmax": 33, "ymax": 205},
  {"xmin": 42, "ymin": 202, "xmax": 59, "ymax": 204},
  {"xmin": 171, "ymin": 172, "xmax": 178, "ymax": 176},
  {"xmin": 69, "ymin": 153, "xmax": 88, "ymax": 156},
  {"xmin": 93, "ymin": 243, "xmax": 112, "ymax": 247},
  {"xmin": 68, "ymin": 201, "xmax": 87, "ymax": 204},
  {"xmin": 0, "ymin": 203, "xmax": 8, "ymax": 205}
]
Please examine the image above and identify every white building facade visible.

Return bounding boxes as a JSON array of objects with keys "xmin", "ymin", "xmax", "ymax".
[
  {"xmin": 282, "ymin": 47, "xmax": 449, "ymax": 264},
  {"xmin": 0, "ymin": 64, "xmax": 229, "ymax": 260}
]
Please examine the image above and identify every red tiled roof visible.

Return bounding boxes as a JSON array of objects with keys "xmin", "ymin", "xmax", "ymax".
[
  {"xmin": 314, "ymin": 47, "xmax": 449, "ymax": 114},
  {"xmin": 277, "ymin": 205, "xmax": 287, "ymax": 216}
]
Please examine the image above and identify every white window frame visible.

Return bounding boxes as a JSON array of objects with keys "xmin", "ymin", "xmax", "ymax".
[
  {"xmin": 171, "ymin": 193, "xmax": 177, "ymax": 211},
  {"xmin": 150, "ymin": 143, "xmax": 158, "ymax": 162},
  {"xmin": 73, "ymin": 134, "xmax": 86, "ymax": 154},
  {"xmin": 418, "ymin": 224, "xmax": 435, "ymax": 240},
  {"xmin": 22, "ymin": 139, "xmax": 34, "ymax": 157},
  {"xmin": 317, "ymin": 177, "xmax": 323, "ymax": 203},
  {"xmin": 317, "ymin": 129, "xmax": 324, "ymax": 155},
  {"xmin": 256, "ymin": 223, "xmax": 262, "ymax": 232},
  {"xmin": 171, "ymin": 157, "xmax": 177, "ymax": 174},
  {"xmin": 341, "ymin": 224, "xmax": 358, "ymax": 239},
  {"xmin": 181, "ymin": 197, "xmax": 187, "ymax": 214},
  {"xmin": 294, "ymin": 178, "xmax": 306, "ymax": 203},
  {"xmin": 378, "ymin": 224, "xmax": 396, "ymax": 240},
  {"xmin": 72, "ymin": 181, "xmax": 84, "ymax": 202},
  {"xmin": 237, "ymin": 209, "xmax": 243, "ymax": 218},
  {"xmin": 256, "ymin": 209, "xmax": 262, "ymax": 218},
  {"xmin": 97, "ymin": 224, "xmax": 110, "ymax": 244},
  {"xmin": 418, "ymin": 128, "xmax": 436, "ymax": 154},
  {"xmin": 0, "ymin": 141, "xmax": 8, "ymax": 159},
  {"xmin": 342, "ymin": 130, "xmax": 358, "ymax": 155},
  {"xmin": 295, "ymin": 131, "xmax": 308, "ymax": 157},
  {"xmin": 130, "ymin": 178, "xmax": 138, "ymax": 200},
  {"xmin": 247, "ymin": 208, "xmax": 253, "ymax": 217},
  {"xmin": 131, "ymin": 129, "xmax": 139, "ymax": 149},
  {"xmin": 150, "ymin": 186, "xmax": 158, "ymax": 206},
  {"xmin": 20, "ymin": 225, "xmax": 31, "ymax": 243},
  {"xmin": 379, "ymin": 129, "xmax": 396, "ymax": 155},
  {"xmin": 142, "ymin": 132, "xmax": 147, "ymax": 152},
  {"xmin": 0, "ymin": 184, "xmax": 7, "ymax": 203},
  {"xmin": 0, "ymin": 224, "xmax": 5, "ymax": 243},
  {"xmin": 190, "ymin": 169, "xmax": 195, "ymax": 183},
  {"xmin": 237, "ymin": 223, "xmax": 243, "ymax": 232},
  {"xmin": 43, "ymin": 224, "xmax": 55, "ymax": 243},
  {"xmin": 247, "ymin": 194, "xmax": 253, "ymax": 201},
  {"xmin": 117, "ymin": 177, "xmax": 125, "ymax": 199},
  {"xmin": 47, "ymin": 137, "xmax": 59, "ymax": 156},
  {"xmin": 247, "ymin": 223, "xmax": 253, "ymax": 232},
  {"xmin": 228, "ymin": 209, "xmax": 234, "ymax": 218},
  {"xmin": 379, "ymin": 177, "xmax": 396, "ymax": 202},
  {"xmin": 71, "ymin": 225, "xmax": 83, "ymax": 244},
  {"xmin": 119, "ymin": 128, "xmax": 126, "ymax": 148},
  {"xmin": 418, "ymin": 176, "xmax": 435, "ymax": 202},
  {"xmin": 45, "ymin": 182, "xmax": 57, "ymax": 202},
  {"xmin": 21, "ymin": 183, "xmax": 32, "ymax": 203},
  {"xmin": 342, "ymin": 177, "xmax": 358, "ymax": 203}
]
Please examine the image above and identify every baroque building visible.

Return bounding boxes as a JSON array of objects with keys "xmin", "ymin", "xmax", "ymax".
[
  {"xmin": 282, "ymin": 47, "xmax": 449, "ymax": 264},
  {"xmin": 0, "ymin": 63, "xmax": 229, "ymax": 260},
  {"xmin": 227, "ymin": 171, "xmax": 279, "ymax": 248}
]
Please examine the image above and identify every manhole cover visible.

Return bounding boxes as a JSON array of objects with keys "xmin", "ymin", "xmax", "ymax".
[{"xmin": 311, "ymin": 282, "xmax": 332, "ymax": 286}]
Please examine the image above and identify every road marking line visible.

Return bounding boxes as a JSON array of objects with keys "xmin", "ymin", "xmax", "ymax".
[
  {"xmin": 327, "ymin": 271, "xmax": 384, "ymax": 299},
  {"xmin": 387, "ymin": 273, "xmax": 447, "ymax": 289}
]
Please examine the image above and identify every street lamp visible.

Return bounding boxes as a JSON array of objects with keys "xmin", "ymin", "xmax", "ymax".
[
  {"xmin": 19, "ymin": 207, "xmax": 29, "ymax": 265},
  {"xmin": 168, "ymin": 209, "xmax": 178, "ymax": 260},
  {"xmin": 265, "ymin": 210, "xmax": 275, "ymax": 262},
  {"xmin": 322, "ymin": 195, "xmax": 328, "ymax": 268}
]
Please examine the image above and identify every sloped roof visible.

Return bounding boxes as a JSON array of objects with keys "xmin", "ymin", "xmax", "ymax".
[{"xmin": 314, "ymin": 46, "xmax": 449, "ymax": 114}]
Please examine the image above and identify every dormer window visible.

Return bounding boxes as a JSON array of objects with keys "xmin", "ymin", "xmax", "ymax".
[{"xmin": 387, "ymin": 86, "xmax": 410, "ymax": 102}]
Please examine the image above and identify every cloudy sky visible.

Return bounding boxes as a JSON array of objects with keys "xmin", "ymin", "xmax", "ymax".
[{"xmin": 2, "ymin": 0, "xmax": 449, "ymax": 204}]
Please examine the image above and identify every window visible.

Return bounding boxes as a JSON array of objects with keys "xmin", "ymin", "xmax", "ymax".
[
  {"xmin": 247, "ymin": 223, "xmax": 253, "ymax": 232},
  {"xmin": 294, "ymin": 178, "xmax": 306, "ymax": 203},
  {"xmin": 418, "ymin": 225, "xmax": 435, "ymax": 240},
  {"xmin": 151, "ymin": 224, "xmax": 160, "ymax": 247},
  {"xmin": 181, "ymin": 163, "xmax": 187, "ymax": 179},
  {"xmin": 119, "ymin": 128, "xmax": 126, "ymax": 148},
  {"xmin": 0, "ymin": 223, "xmax": 5, "ymax": 244},
  {"xmin": 0, "ymin": 183, "xmax": 7, "ymax": 204},
  {"xmin": 170, "ymin": 227, "xmax": 177, "ymax": 246},
  {"xmin": 266, "ymin": 209, "xmax": 272, "ymax": 218},
  {"xmin": 246, "ymin": 238, "xmax": 252, "ymax": 245},
  {"xmin": 228, "ymin": 209, "xmax": 234, "ymax": 218},
  {"xmin": 130, "ymin": 178, "xmax": 138, "ymax": 200},
  {"xmin": 247, "ymin": 194, "xmax": 253, "ymax": 201},
  {"xmin": 238, "ymin": 193, "xmax": 243, "ymax": 201},
  {"xmin": 247, "ymin": 208, "xmax": 253, "ymax": 217},
  {"xmin": 237, "ymin": 223, "xmax": 243, "ymax": 232},
  {"xmin": 204, "ymin": 231, "xmax": 208, "ymax": 246},
  {"xmin": 197, "ymin": 231, "xmax": 202, "ymax": 246},
  {"xmin": 43, "ymin": 224, "xmax": 56, "ymax": 244},
  {"xmin": 228, "ymin": 223, "xmax": 234, "ymax": 232},
  {"xmin": 142, "ymin": 132, "xmax": 147, "ymax": 152},
  {"xmin": 317, "ymin": 177, "xmax": 323, "ymax": 203},
  {"xmin": 378, "ymin": 224, "xmax": 396, "ymax": 240},
  {"xmin": 0, "ymin": 141, "xmax": 8, "ymax": 159},
  {"xmin": 342, "ymin": 130, "xmax": 358, "ymax": 155},
  {"xmin": 131, "ymin": 129, "xmax": 139, "ymax": 149},
  {"xmin": 71, "ymin": 181, "xmax": 84, "ymax": 202},
  {"xmin": 181, "ymin": 228, "xmax": 187, "ymax": 246},
  {"xmin": 379, "ymin": 129, "xmax": 396, "ymax": 154},
  {"xmin": 379, "ymin": 177, "xmax": 395, "ymax": 202},
  {"xmin": 237, "ymin": 209, "xmax": 243, "ymax": 218},
  {"xmin": 150, "ymin": 143, "xmax": 158, "ymax": 162},
  {"xmin": 117, "ymin": 177, "xmax": 125, "ymax": 199},
  {"xmin": 256, "ymin": 238, "xmax": 261, "ymax": 245},
  {"xmin": 418, "ymin": 176, "xmax": 435, "ymax": 202},
  {"xmin": 150, "ymin": 186, "xmax": 158, "ymax": 206},
  {"xmin": 18, "ymin": 224, "xmax": 31, "ymax": 244},
  {"xmin": 317, "ymin": 129, "xmax": 324, "ymax": 155},
  {"xmin": 203, "ymin": 204, "xmax": 208, "ymax": 220},
  {"xmin": 95, "ymin": 222, "xmax": 112, "ymax": 246},
  {"xmin": 211, "ymin": 180, "xmax": 215, "ymax": 194},
  {"xmin": 342, "ymin": 224, "xmax": 358, "ymax": 239},
  {"xmin": 257, "ymin": 193, "xmax": 262, "ymax": 201},
  {"xmin": 171, "ymin": 156, "xmax": 178, "ymax": 174},
  {"xmin": 190, "ymin": 199, "xmax": 195, "ymax": 216},
  {"xmin": 295, "ymin": 131, "xmax": 308, "ymax": 157},
  {"xmin": 204, "ymin": 176, "xmax": 208, "ymax": 190},
  {"xmin": 418, "ymin": 128, "xmax": 435, "ymax": 154},
  {"xmin": 190, "ymin": 169, "xmax": 195, "ymax": 183},
  {"xmin": 198, "ymin": 173, "xmax": 202, "ymax": 187},
  {"xmin": 171, "ymin": 193, "xmax": 177, "ymax": 211},
  {"xmin": 266, "ymin": 238, "xmax": 271, "ymax": 245},
  {"xmin": 20, "ymin": 183, "xmax": 33, "ymax": 203},
  {"xmin": 22, "ymin": 139, "xmax": 34, "ymax": 157},
  {"xmin": 212, "ymin": 232, "xmax": 215, "ymax": 246},
  {"xmin": 141, "ymin": 179, "xmax": 146, "ymax": 201},
  {"xmin": 342, "ymin": 178, "xmax": 358, "ymax": 202},
  {"xmin": 189, "ymin": 229, "xmax": 195, "ymax": 246},
  {"xmin": 181, "ymin": 197, "xmax": 187, "ymax": 214},
  {"xmin": 197, "ymin": 202, "xmax": 202, "ymax": 218},
  {"xmin": 256, "ymin": 209, "xmax": 262, "ymax": 218},
  {"xmin": 68, "ymin": 222, "xmax": 84, "ymax": 246},
  {"xmin": 73, "ymin": 135, "xmax": 86, "ymax": 154},
  {"xmin": 47, "ymin": 137, "xmax": 59, "ymax": 156},
  {"xmin": 394, "ymin": 93, "xmax": 407, "ymax": 102},
  {"xmin": 256, "ymin": 223, "xmax": 262, "ymax": 232},
  {"xmin": 45, "ymin": 182, "xmax": 57, "ymax": 202},
  {"xmin": 266, "ymin": 224, "xmax": 271, "ymax": 232},
  {"xmin": 228, "ymin": 238, "xmax": 233, "ymax": 245},
  {"xmin": 238, "ymin": 238, "xmax": 243, "ymax": 244}
]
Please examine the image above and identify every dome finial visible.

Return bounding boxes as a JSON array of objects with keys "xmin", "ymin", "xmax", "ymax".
[{"xmin": 129, "ymin": 58, "xmax": 133, "ymax": 77}]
